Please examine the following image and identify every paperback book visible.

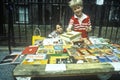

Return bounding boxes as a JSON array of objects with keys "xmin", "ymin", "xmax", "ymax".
[
  {"xmin": 96, "ymin": 56, "xmax": 111, "ymax": 62},
  {"xmin": 22, "ymin": 46, "xmax": 38, "ymax": 54},
  {"xmin": 21, "ymin": 54, "xmax": 48, "ymax": 64},
  {"xmin": 105, "ymin": 54, "xmax": 120, "ymax": 62}
]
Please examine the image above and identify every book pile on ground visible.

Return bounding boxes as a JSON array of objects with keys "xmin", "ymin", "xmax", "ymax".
[{"xmin": 0, "ymin": 54, "xmax": 19, "ymax": 65}]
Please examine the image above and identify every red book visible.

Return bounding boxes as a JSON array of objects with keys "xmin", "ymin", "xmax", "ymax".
[{"xmin": 22, "ymin": 46, "xmax": 38, "ymax": 54}]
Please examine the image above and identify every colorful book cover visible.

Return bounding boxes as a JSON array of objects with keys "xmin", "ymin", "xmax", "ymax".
[
  {"xmin": 87, "ymin": 49, "xmax": 102, "ymax": 56},
  {"xmin": 96, "ymin": 56, "xmax": 111, "ymax": 62},
  {"xmin": 22, "ymin": 54, "xmax": 48, "ymax": 64},
  {"xmin": 89, "ymin": 37, "xmax": 108, "ymax": 44},
  {"xmin": 77, "ymin": 48, "xmax": 91, "ymax": 55},
  {"xmin": 22, "ymin": 46, "xmax": 38, "ymax": 54},
  {"xmin": 76, "ymin": 55, "xmax": 88, "ymax": 63},
  {"xmin": 87, "ymin": 44, "xmax": 98, "ymax": 49},
  {"xmin": 36, "ymin": 48, "xmax": 48, "ymax": 54},
  {"xmin": 84, "ymin": 55, "xmax": 99, "ymax": 63},
  {"xmin": 105, "ymin": 54, "xmax": 120, "ymax": 62},
  {"xmin": 53, "ymin": 45, "xmax": 64, "ymax": 54},
  {"xmin": 67, "ymin": 48, "xmax": 80, "ymax": 56}
]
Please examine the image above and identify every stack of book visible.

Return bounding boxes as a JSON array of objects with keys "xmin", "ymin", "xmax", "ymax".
[{"xmin": 60, "ymin": 31, "xmax": 81, "ymax": 42}]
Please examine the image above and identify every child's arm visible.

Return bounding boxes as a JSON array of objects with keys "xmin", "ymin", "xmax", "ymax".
[
  {"xmin": 67, "ymin": 18, "xmax": 74, "ymax": 32},
  {"xmin": 86, "ymin": 25, "xmax": 92, "ymax": 32},
  {"xmin": 66, "ymin": 24, "xmax": 72, "ymax": 32}
]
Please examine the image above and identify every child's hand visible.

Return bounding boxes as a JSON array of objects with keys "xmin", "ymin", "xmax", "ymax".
[
  {"xmin": 86, "ymin": 26, "xmax": 92, "ymax": 32},
  {"xmin": 66, "ymin": 28, "xmax": 72, "ymax": 32}
]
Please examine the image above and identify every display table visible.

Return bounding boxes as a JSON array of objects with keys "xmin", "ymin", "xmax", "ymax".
[
  {"xmin": 13, "ymin": 62, "xmax": 120, "ymax": 77},
  {"xmin": 13, "ymin": 36, "xmax": 120, "ymax": 80}
]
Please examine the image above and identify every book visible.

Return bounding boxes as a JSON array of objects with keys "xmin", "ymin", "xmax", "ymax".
[
  {"xmin": 22, "ymin": 46, "xmax": 38, "ymax": 54},
  {"xmin": 105, "ymin": 54, "xmax": 120, "ymax": 62},
  {"xmin": 45, "ymin": 64, "xmax": 66, "ymax": 72},
  {"xmin": 60, "ymin": 31, "xmax": 81, "ymax": 42},
  {"xmin": 49, "ymin": 54, "xmax": 69, "ymax": 64},
  {"xmin": 21, "ymin": 54, "xmax": 48, "ymax": 64},
  {"xmin": 43, "ymin": 38, "xmax": 63, "ymax": 45},
  {"xmin": 77, "ymin": 48, "xmax": 91, "ymax": 55},
  {"xmin": 96, "ymin": 56, "xmax": 111, "ymax": 62},
  {"xmin": 14, "ymin": 55, "xmax": 26, "ymax": 64},
  {"xmin": 36, "ymin": 48, "xmax": 48, "ymax": 54},
  {"xmin": 84, "ymin": 55, "xmax": 99, "ymax": 63},
  {"xmin": 87, "ymin": 49, "xmax": 102, "ymax": 56},
  {"xmin": 67, "ymin": 48, "xmax": 80, "ymax": 57},
  {"xmin": 89, "ymin": 37, "xmax": 108, "ymax": 44},
  {"xmin": 0, "ymin": 54, "xmax": 19, "ymax": 65},
  {"xmin": 54, "ymin": 45, "xmax": 63, "ymax": 54}
]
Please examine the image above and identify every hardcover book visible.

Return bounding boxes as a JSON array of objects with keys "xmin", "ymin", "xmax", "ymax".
[{"xmin": 22, "ymin": 46, "xmax": 38, "ymax": 54}]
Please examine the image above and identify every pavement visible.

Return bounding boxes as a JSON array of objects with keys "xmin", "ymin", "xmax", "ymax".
[
  {"xmin": 0, "ymin": 46, "xmax": 120, "ymax": 80},
  {"xmin": 0, "ymin": 46, "xmax": 23, "ymax": 80}
]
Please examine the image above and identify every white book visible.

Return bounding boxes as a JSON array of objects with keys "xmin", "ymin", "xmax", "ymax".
[{"xmin": 45, "ymin": 64, "xmax": 66, "ymax": 72}]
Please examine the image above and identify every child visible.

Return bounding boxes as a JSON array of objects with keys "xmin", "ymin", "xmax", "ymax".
[
  {"xmin": 66, "ymin": 0, "xmax": 92, "ymax": 45},
  {"xmin": 48, "ymin": 22, "xmax": 63, "ymax": 38}
]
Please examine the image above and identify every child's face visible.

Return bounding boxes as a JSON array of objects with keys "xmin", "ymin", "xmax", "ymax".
[
  {"xmin": 56, "ymin": 24, "xmax": 63, "ymax": 34},
  {"xmin": 72, "ymin": 5, "xmax": 83, "ymax": 17}
]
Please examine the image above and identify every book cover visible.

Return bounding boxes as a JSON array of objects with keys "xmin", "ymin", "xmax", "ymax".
[
  {"xmin": 77, "ymin": 48, "xmax": 91, "ymax": 55},
  {"xmin": 96, "ymin": 56, "xmax": 111, "ymax": 62},
  {"xmin": 87, "ymin": 44, "xmax": 98, "ymax": 49},
  {"xmin": 45, "ymin": 64, "xmax": 66, "ymax": 72},
  {"xmin": 22, "ymin": 46, "xmax": 38, "ymax": 54},
  {"xmin": 67, "ymin": 48, "xmax": 80, "ymax": 57},
  {"xmin": 49, "ymin": 54, "xmax": 69, "ymax": 64},
  {"xmin": 105, "ymin": 54, "xmax": 120, "ymax": 62},
  {"xmin": 84, "ymin": 55, "xmax": 99, "ymax": 63},
  {"xmin": 36, "ymin": 48, "xmax": 48, "ymax": 54},
  {"xmin": 54, "ymin": 45, "xmax": 64, "ymax": 54},
  {"xmin": 14, "ymin": 55, "xmax": 26, "ymax": 64},
  {"xmin": 87, "ymin": 49, "xmax": 103, "ymax": 56},
  {"xmin": 21, "ymin": 54, "xmax": 48, "ymax": 64},
  {"xmin": 89, "ymin": 37, "xmax": 108, "ymax": 44},
  {"xmin": 0, "ymin": 54, "xmax": 19, "ymax": 65}
]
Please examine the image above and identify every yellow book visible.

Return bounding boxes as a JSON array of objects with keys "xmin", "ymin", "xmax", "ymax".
[{"xmin": 22, "ymin": 54, "xmax": 48, "ymax": 64}]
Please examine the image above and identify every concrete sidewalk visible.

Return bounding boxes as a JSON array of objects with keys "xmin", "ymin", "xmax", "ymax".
[{"xmin": 0, "ymin": 46, "xmax": 24, "ymax": 80}]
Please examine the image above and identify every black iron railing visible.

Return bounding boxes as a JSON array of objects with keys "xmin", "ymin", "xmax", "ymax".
[{"xmin": 0, "ymin": 0, "xmax": 120, "ymax": 51}]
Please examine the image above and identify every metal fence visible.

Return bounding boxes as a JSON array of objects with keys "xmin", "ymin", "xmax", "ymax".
[{"xmin": 0, "ymin": 0, "xmax": 120, "ymax": 48}]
